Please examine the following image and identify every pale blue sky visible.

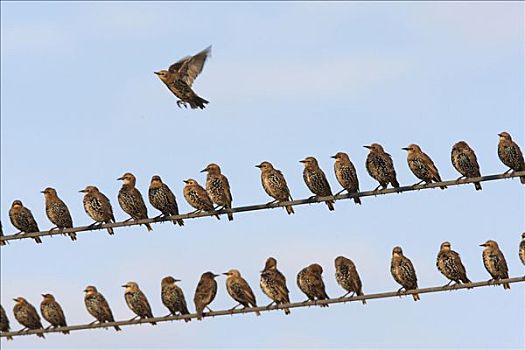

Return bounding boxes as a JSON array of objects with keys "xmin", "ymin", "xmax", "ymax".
[{"xmin": 1, "ymin": 2, "xmax": 524, "ymax": 349}]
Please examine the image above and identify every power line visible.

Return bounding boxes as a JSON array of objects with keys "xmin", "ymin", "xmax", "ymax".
[{"xmin": 1, "ymin": 171, "xmax": 523, "ymax": 244}]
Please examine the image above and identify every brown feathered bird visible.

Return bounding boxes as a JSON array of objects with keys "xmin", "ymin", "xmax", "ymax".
[
  {"xmin": 300, "ymin": 156, "xmax": 335, "ymax": 211},
  {"xmin": 436, "ymin": 242, "xmax": 471, "ymax": 287},
  {"xmin": 83, "ymin": 286, "xmax": 121, "ymax": 331},
  {"xmin": 224, "ymin": 269, "xmax": 260, "ymax": 315},
  {"xmin": 520, "ymin": 233, "xmax": 525, "ymax": 267},
  {"xmin": 41, "ymin": 187, "xmax": 76, "ymax": 241},
  {"xmin": 80, "ymin": 186, "xmax": 116, "ymax": 235},
  {"xmin": 9, "ymin": 200, "xmax": 42, "ymax": 244},
  {"xmin": 297, "ymin": 263, "xmax": 330, "ymax": 307},
  {"xmin": 194, "ymin": 272, "xmax": 219, "ymax": 320},
  {"xmin": 154, "ymin": 46, "xmax": 211, "ymax": 109},
  {"xmin": 390, "ymin": 246, "xmax": 420, "ymax": 301},
  {"xmin": 117, "ymin": 173, "xmax": 153, "ymax": 231},
  {"xmin": 149, "ymin": 176, "xmax": 184, "ymax": 226},
  {"xmin": 260, "ymin": 257, "xmax": 291, "ymax": 315},
  {"xmin": 334, "ymin": 256, "xmax": 366, "ymax": 304},
  {"xmin": 451, "ymin": 141, "xmax": 482, "ymax": 190},
  {"xmin": 40, "ymin": 294, "xmax": 69, "ymax": 334},
  {"xmin": 12, "ymin": 297, "xmax": 45, "ymax": 338},
  {"xmin": 201, "ymin": 163, "xmax": 234, "ymax": 221},
  {"xmin": 332, "ymin": 152, "xmax": 361, "ymax": 204},
  {"xmin": 256, "ymin": 161, "xmax": 294, "ymax": 215},
  {"xmin": 498, "ymin": 132, "xmax": 525, "ymax": 184},
  {"xmin": 161, "ymin": 276, "xmax": 190, "ymax": 322},
  {"xmin": 402, "ymin": 144, "xmax": 446, "ymax": 189},
  {"xmin": 122, "ymin": 282, "xmax": 156, "ymax": 325},
  {"xmin": 1, "ymin": 304, "xmax": 13, "ymax": 340},
  {"xmin": 480, "ymin": 240, "xmax": 510, "ymax": 289},
  {"xmin": 365, "ymin": 143, "xmax": 400, "ymax": 191},
  {"xmin": 183, "ymin": 179, "xmax": 220, "ymax": 219}
]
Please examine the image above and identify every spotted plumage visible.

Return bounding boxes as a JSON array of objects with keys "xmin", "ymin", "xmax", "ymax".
[
  {"xmin": 12, "ymin": 297, "xmax": 44, "ymax": 338},
  {"xmin": 300, "ymin": 156, "xmax": 335, "ymax": 211},
  {"xmin": 390, "ymin": 247, "xmax": 420, "ymax": 301},
  {"xmin": 1, "ymin": 304, "xmax": 13, "ymax": 340},
  {"xmin": 480, "ymin": 240, "xmax": 510, "ymax": 289},
  {"xmin": 148, "ymin": 175, "xmax": 184, "ymax": 226},
  {"xmin": 117, "ymin": 172, "xmax": 152, "ymax": 231},
  {"xmin": 365, "ymin": 143, "xmax": 400, "ymax": 191},
  {"xmin": 297, "ymin": 263, "xmax": 330, "ymax": 306},
  {"xmin": 334, "ymin": 256, "xmax": 366, "ymax": 304},
  {"xmin": 451, "ymin": 141, "xmax": 482, "ymax": 190},
  {"xmin": 9, "ymin": 200, "xmax": 42, "ymax": 244},
  {"xmin": 402, "ymin": 144, "xmax": 446, "ymax": 189},
  {"xmin": 80, "ymin": 186, "xmax": 116, "ymax": 235},
  {"xmin": 83, "ymin": 286, "xmax": 121, "ymax": 331},
  {"xmin": 183, "ymin": 179, "xmax": 220, "ymax": 219},
  {"xmin": 436, "ymin": 242, "xmax": 471, "ymax": 286},
  {"xmin": 41, "ymin": 187, "xmax": 76, "ymax": 241},
  {"xmin": 498, "ymin": 132, "xmax": 525, "ymax": 184},
  {"xmin": 260, "ymin": 257, "xmax": 291, "ymax": 315},
  {"xmin": 520, "ymin": 233, "xmax": 525, "ymax": 267},
  {"xmin": 224, "ymin": 269, "xmax": 260, "ymax": 315},
  {"xmin": 194, "ymin": 272, "xmax": 218, "ymax": 320},
  {"xmin": 202, "ymin": 163, "xmax": 234, "ymax": 221},
  {"xmin": 122, "ymin": 282, "xmax": 156, "ymax": 325},
  {"xmin": 332, "ymin": 152, "xmax": 361, "ymax": 204},
  {"xmin": 40, "ymin": 294, "xmax": 68, "ymax": 334},
  {"xmin": 256, "ymin": 161, "xmax": 294, "ymax": 215},
  {"xmin": 161, "ymin": 276, "xmax": 190, "ymax": 322}
]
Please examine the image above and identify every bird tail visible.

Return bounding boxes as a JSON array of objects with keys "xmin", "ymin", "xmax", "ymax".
[
  {"xmin": 412, "ymin": 293, "xmax": 420, "ymax": 301},
  {"xmin": 503, "ymin": 282, "xmax": 511, "ymax": 290},
  {"xmin": 145, "ymin": 223, "xmax": 153, "ymax": 231},
  {"xmin": 353, "ymin": 196, "xmax": 362, "ymax": 205},
  {"xmin": 107, "ymin": 227, "xmax": 114, "ymax": 235},
  {"xmin": 68, "ymin": 232, "xmax": 77, "ymax": 241},
  {"xmin": 285, "ymin": 205, "xmax": 295, "ymax": 215},
  {"xmin": 37, "ymin": 331, "xmax": 45, "ymax": 339},
  {"xmin": 326, "ymin": 200, "xmax": 335, "ymax": 211},
  {"xmin": 114, "ymin": 325, "xmax": 121, "ymax": 331},
  {"xmin": 520, "ymin": 176, "xmax": 525, "ymax": 184},
  {"xmin": 474, "ymin": 182, "xmax": 482, "ymax": 191},
  {"xmin": 34, "ymin": 236, "xmax": 43, "ymax": 244},
  {"xmin": 189, "ymin": 95, "xmax": 209, "ymax": 109}
]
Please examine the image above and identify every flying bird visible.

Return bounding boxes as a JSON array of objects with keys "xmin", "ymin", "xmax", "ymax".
[
  {"xmin": 300, "ymin": 157, "xmax": 335, "ymax": 211},
  {"xmin": 480, "ymin": 240, "xmax": 510, "ymax": 289},
  {"xmin": 256, "ymin": 161, "xmax": 294, "ymax": 215},
  {"xmin": 149, "ymin": 175, "xmax": 184, "ymax": 226},
  {"xmin": 390, "ymin": 246, "xmax": 420, "ymax": 301},
  {"xmin": 334, "ymin": 256, "xmax": 366, "ymax": 304},
  {"xmin": 83, "ymin": 286, "xmax": 121, "ymax": 331},
  {"xmin": 122, "ymin": 282, "xmax": 156, "ymax": 325},
  {"xmin": 1, "ymin": 304, "xmax": 13, "ymax": 340},
  {"xmin": 364, "ymin": 143, "xmax": 400, "ymax": 191},
  {"xmin": 201, "ymin": 163, "xmax": 234, "ymax": 221},
  {"xmin": 498, "ymin": 132, "xmax": 525, "ymax": 184},
  {"xmin": 332, "ymin": 152, "xmax": 361, "ymax": 204},
  {"xmin": 80, "ymin": 186, "xmax": 116, "ymax": 235},
  {"xmin": 117, "ymin": 173, "xmax": 153, "ymax": 231},
  {"xmin": 9, "ymin": 200, "xmax": 42, "ymax": 244},
  {"xmin": 12, "ymin": 297, "xmax": 45, "ymax": 338},
  {"xmin": 40, "ymin": 294, "xmax": 69, "ymax": 334},
  {"xmin": 41, "ymin": 187, "xmax": 76, "ymax": 241},
  {"xmin": 183, "ymin": 179, "xmax": 220, "ymax": 219},
  {"xmin": 402, "ymin": 144, "xmax": 446, "ymax": 189},
  {"xmin": 297, "ymin": 263, "xmax": 330, "ymax": 306},
  {"xmin": 436, "ymin": 242, "xmax": 471, "ymax": 287},
  {"xmin": 224, "ymin": 269, "xmax": 260, "ymax": 315},
  {"xmin": 451, "ymin": 141, "xmax": 482, "ymax": 190},
  {"xmin": 194, "ymin": 272, "xmax": 219, "ymax": 320},
  {"xmin": 260, "ymin": 257, "xmax": 291, "ymax": 315},
  {"xmin": 161, "ymin": 276, "xmax": 191, "ymax": 322}
]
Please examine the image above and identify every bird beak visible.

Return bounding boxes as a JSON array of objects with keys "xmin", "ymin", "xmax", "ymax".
[
  {"xmin": 363, "ymin": 145, "xmax": 371, "ymax": 149},
  {"xmin": 154, "ymin": 71, "xmax": 161, "ymax": 75},
  {"xmin": 200, "ymin": 168, "xmax": 207, "ymax": 173},
  {"xmin": 401, "ymin": 147, "xmax": 409, "ymax": 151}
]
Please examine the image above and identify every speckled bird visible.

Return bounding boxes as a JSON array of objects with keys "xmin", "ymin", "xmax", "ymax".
[
  {"xmin": 260, "ymin": 257, "xmax": 291, "ymax": 315},
  {"xmin": 390, "ymin": 247, "xmax": 420, "ymax": 301},
  {"xmin": 480, "ymin": 240, "xmax": 510, "ymax": 289},
  {"xmin": 498, "ymin": 132, "xmax": 525, "ymax": 184},
  {"xmin": 41, "ymin": 187, "xmax": 76, "ymax": 241},
  {"xmin": 117, "ymin": 173, "xmax": 152, "ymax": 231},
  {"xmin": 161, "ymin": 276, "xmax": 190, "ymax": 322},
  {"xmin": 122, "ymin": 282, "xmax": 156, "ymax": 325},
  {"xmin": 194, "ymin": 272, "xmax": 219, "ymax": 320},
  {"xmin": 9, "ymin": 200, "xmax": 42, "ymax": 244},
  {"xmin": 364, "ymin": 143, "xmax": 400, "ymax": 191},
  {"xmin": 300, "ymin": 157, "xmax": 335, "ymax": 211},
  {"xmin": 183, "ymin": 179, "xmax": 220, "ymax": 219},
  {"xmin": 148, "ymin": 176, "xmax": 184, "ymax": 226},
  {"xmin": 436, "ymin": 242, "xmax": 471, "ymax": 287},
  {"xmin": 12, "ymin": 297, "xmax": 44, "ymax": 338},
  {"xmin": 80, "ymin": 186, "xmax": 116, "ymax": 235},
  {"xmin": 1, "ymin": 304, "xmax": 13, "ymax": 340},
  {"xmin": 201, "ymin": 163, "xmax": 234, "ymax": 221},
  {"xmin": 154, "ymin": 46, "xmax": 211, "ymax": 109},
  {"xmin": 334, "ymin": 256, "xmax": 366, "ymax": 304},
  {"xmin": 224, "ymin": 269, "xmax": 260, "ymax": 315},
  {"xmin": 332, "ymin": 152, "xmax": 361, "ymax": 204},
  {"xmin": 451, "ymin": 141, "xmax": 482, "ymax": 190},
  {"xmin": 40, "ymin": 294, "xmax": 68, "ymax": 334},
  {"xmin": 297, "ymin": 263, "xmax": 330, "ymax": 306},
  {"xmin": 256, "ymin": 161, "xmax": 294, "ymax": 215},
  {"xmin": 520, "ymin": 233, "xmax": 525, "ymax": 267},
  {"xmin": 402, "ymin": 144, "xmax": 446, "ymax": 189},
  {"xmin": 83, "ymin": 286, "xmax": 121, "ymax": 331}
]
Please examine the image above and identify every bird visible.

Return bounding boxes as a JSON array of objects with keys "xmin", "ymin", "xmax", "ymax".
[
  {"xmin": 161, "ymin": 276, "xmax": 191, "ymax": 322},
  {"xmin": 260, "ymin": 257, "xmax": 291, "ymax": 315},
  {"xmin": 183, "ymin": 179, "xmax": 220, "ymax": 219},
  {"xmin": 300, "ymin": 156, "xmax": 335, "ymax": 211},
  {"xmin": 40, "ymin": 294, "xmax": 69, "ymax": 334},
  {"xmin": 223, "ymin": 269, "xmax": 260, "ymax": 315},
  {"xmin": 364, "ymin": 143, "xmax": 400, "ymax": 191},
  {"xmin": 297, "ymin": 263, "xmax": 330, "ymax": 307},
  {"xmin": 451, "ymin": 141, "xmax": 482, "ymax": 190},
  {"xmin": 122, "ymin": 282, "xmax": 156, "ymax": 325},
  {"xmin": 520, "ymin": 232, "xmax": 525, "ymax": 267},
  {"xmin": 256, "ymin": 161, "xmax": 294, "ymax": 215},
  {"xmin": 1, "ymin": 304, "xmax": 13, "ymax": 340},
  {"xmin": 80, "ymin": 186, "xmax": 116, "ymax": 235},
  {"xmin": 390, "ymin": 246, "xmax": 420, "ymax": 301},
  {"xmin": 480, "ymin": 240, "xmax": 510, "ymax": 289},
  {"xmin": 154, "ymin": 46, "xmax": 211, "ymax": 109},
  {"xmin": 332, "ymin": 152, "xmax": 361, "ymax": 204},
  {"xmin": 12, "ymin": 297, "xmax": 45, "ymax": 338},
  {"xmin": 498, "ymin": 131, "xmax": 525, "ymax": 184},
  {"xmin": 117, "ymin": 172, "xmax": 153, "ymax": 231},
  {"xmin": 9, "ymin": 200, "xmax": 42, "ymax": 244},
  {"xmin": 194, "ymin": 271, "xmax": 219, "ymax": 320},
  {"xmin": 201, "ymin": 163, "xmax": 234, "ymax": 221},
  {"xmin": 402, "ymin": 144, "xmax": 447, "ymax": 189},
  {"xmin": 436, "ymin": 242, "xmax": 471, "ymax": 287},
  {"xmin": 41, "ymin": 187, "xmax": 76, "ymax": 241},
  {"xmin": 83, "ymin": 286, "xmax": 121, "ymax": 331},
  {"xmin": 334, "ymin": 256, "xmax": 366, "ymax": 304},
  {"xmin": 148, "ymin": 175, "xmax": 184, "ymax": 226}
]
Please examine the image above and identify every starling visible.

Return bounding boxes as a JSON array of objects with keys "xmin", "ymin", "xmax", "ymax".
[
  {"xmin": 201, "ymin": 163, "xmax": 234, "ymax": 221},
  {"xmin": 364, "ymin": 143, "xmax": 400, "ymax": 191},
  {"xmin": 223, "ymin": 269, "xmax": 260, "ymax": 315},
  {"xmin": 498, "ymin": 132, "xmax": 525, "ymax": 184},
  {"xmin": 194, "ymin": 271, "xmax": 219, "ymax": 320},
  {"xmin": 520, "ymin": 233, "xmax": 525, "ymax": 267},
  {"xmin": 260, "ymin": 257, "xmax": 291, "ymax": 315},
  {"xmin": 9, "ymin": 200, "xmax": 42, "ymax": 244},
  {"xmin": 80, "ymin": 186, "xmax": 116, "ymax": 235},
  {"xmin": 256, "ymin": 161, "xmax": 294, "ymax": 215},
  {"xmin": 480, "ymin": 240, "xmax": 510, "ymax": 289},
  {"xmin": 402, "ymin": 144, "xmax": 447, "ymax": 189},
  {"xmin": 390, "ymin": 246, "xmax": 420, "ymax": 301},
  {"xmin": 1, "ymin": 304, "xmax": 13, "ymax": 340},
  {"xmin": 154, "ymin": 46, "xmax": 211, "ymax": 109},
  {"xmin": 331, "ymin": 152, "xmax": 361, "ymax": 204},
  {"xmin": 83, "ymin": 286, "xmax": 121, "ymax": 331},
  {"xmin": 161, "ymin": 276, "xmax": 190, "ymax": 322},
  {"xmin": 183, "ymin": 179, "xmax": 220, "ymax": 219},
  {"xmin": 300, "ymin": 156, "xmax": 335, "ymax": 211},
  {"xmin": 117, "ymin": 173, "xmax": 153, "ymax": 231},
  {"xmin": 41, "ymin": 187, "xmax": 76, "ymax": 241},
  {"xmin": 149, "ymin": 175, "xmax": 184, "ymax": 226},
  {"xmin": 451, "ymin": 141, "xmax": 482, "ymax": 190},
  {"xmin": 436, "ymin": 242, "xmax": 471, "ymax": 287},
  {"xmin": 334, "ymin": 256, "xmax": 366, "ymax": 304},
  {"xmin": 40, "ymin": 294, "xmax": 68, "ymax": 334},
  {"xmin": 12, "ymin": 297, "xmax": 45, "ymax": 338},
  {"xmin": 297, "ymin": 263, "xmax": 330, "ymax": 307},
  {"xmin": 122, "ymin": 282, "xmax": 156, "ymax": 325}
]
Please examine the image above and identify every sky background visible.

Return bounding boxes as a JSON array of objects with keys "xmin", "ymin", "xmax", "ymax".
[{"xmin": 1, "ymin": 2, "xmax": 524, "ymax": 349}]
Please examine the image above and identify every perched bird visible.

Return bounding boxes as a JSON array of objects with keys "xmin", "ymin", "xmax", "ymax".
[
  {"xmin": 12, "ymin": 297, "xmax": 45, "ymax": 338},
  {"xmin": 1, "ymin": 304, "xmax": 13, "ymax": 340},
  {"xmin": 436, "ymin": 242, "xmax": 471, "ymax": 287},
  {"xmin": 297, "ymin": 263, "xmax": 330, "ymax": 306},
  {"xmin": 300, "ymin": 157, "xmax": 335, "ymax": 211},
  {"xmin": 256, "ymin": 161, "xmax": 294, "ymax": 215},
  {"xmin": 122, "ymin": 282, "xmax": 156, "ymax": 325},
  {"xmin": 117, "ymin": 173, "xmax": 152, "ymax": 231},
  {"xmin": 334, "ymin": 256, "xmax": 366, "ymax": 304},
  {"xmin": 402, "ymin": 144, "xmax": 446, "ymax": 189},
  {"xmin": 260, "ymin": 257, "xmax": 291, "ymax": 315},
  {"xmin": 480, "ymin": 240, "xmax": 510, "ymax": 289},
  {"xmin": 451, "ymin": 141, "xmax": 482, "ymax": 190},
  {"xmin": 41, "ymin": 187, "xmax": 76, "ymax": 241},
  {"xmin": 332, "ymin": 152, "xmax": 361, "ymax": 204},
  {"xmin": 224, "ymin": 269, "xmax": 260, "ymax": 315},
  {"xmin": 161, "ymin": 276, "xmax": 190, "ymax": 322},
  {"xmin": 390, "ymin": 247, "xmax": 420, "ymax": 301},
  {"xmin": 154, "ymin": 46, "xmax": 211, "ymax": 109},
  {"xmin": 83, "ymin": 286, "xmax": 121, "ymax": 331},
  {"xmin": 498, "ymin": 132, "xmax": 525, "ymax": 184},
  {"xmin": 80, "ymin": 186, "xmax": 116, "ymax": 235},
  {"xmin": 520, "ymin": 233, "xmax": 525, "ymax": 267},
  {"xmin": 364, "ymin": 143, "xmax": 400, "ymax": 191},
  {"xmin": 148, "ymin": 176, "xmax": 184, "ymax": 226},
  {"xmin": 9, "ymin": 200, "xmax": 42, "ymax": 244},
  {"xmin": 194, "ymin": 272, "xmax": 219, "ymax": 320},
  {"xmin": 40, "ymin": 294, "xmax": 68, "ymax": 334},
  {"xmin": 183, "ymin": 179, "xmax": 219, "ymax": 219},
  {"xmin": 201, "ymin": 163, "xmax": 234, "ymax": 221}
]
